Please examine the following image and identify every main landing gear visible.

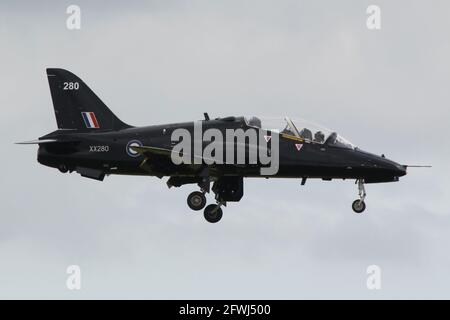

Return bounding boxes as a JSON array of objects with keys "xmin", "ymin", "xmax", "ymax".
[
  {"xmin": 187, "ymin": 191, "xmax": 207, "ymax": 211},
  {"xmin": 187, "ymin": 190, "xmax": 224, "ymax": 223},
  {"xmin": 183, "ymin": 177, "xmax": 243, "ymax": 223},
  {"xmin": 203, "ymin": 203, "xmax": 223, "ymax": 223},
  {"xmin": 352, "ymin": 179, "xmax": 366, "ymax": 213}
]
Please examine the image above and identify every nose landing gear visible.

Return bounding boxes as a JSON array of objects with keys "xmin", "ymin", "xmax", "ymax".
[{"xmin": 352, "ymin": 179, "xmax": 366, "ymax": 213}]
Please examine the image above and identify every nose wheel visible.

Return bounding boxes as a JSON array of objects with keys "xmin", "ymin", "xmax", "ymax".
[
  {"xmin": 352, "ymin": 199, "xmax": 366, "ymax": 213},
  {"xmin": 187, "ymin": 191, "xmax": 207, "ymax": 211},
  {"xmin": 352, "ymin": 179, "xmax": 366, "ymax": 213}
]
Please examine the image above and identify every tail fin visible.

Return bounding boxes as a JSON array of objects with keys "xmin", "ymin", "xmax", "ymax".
[{"xmin": 46, "ymin": 68, "xmax": 131, "ymax": 131}]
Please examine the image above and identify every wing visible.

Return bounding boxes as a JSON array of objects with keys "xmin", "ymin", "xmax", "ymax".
[
  {"xmin": 130, "ymin": 144, "xmax": 265, "ymax": 179},
  {"xmin": 130, "ymin": 145, "xmax": 204, "ymax": 177},
  {"xmin": 130, "ymin": 145, "xmax": 243, "ymax": 179},
  {"xmin": 130, "ymin": 145, "xmax": 215, "ymax": 163}
]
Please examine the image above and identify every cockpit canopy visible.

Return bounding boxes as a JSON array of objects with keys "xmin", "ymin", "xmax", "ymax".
[{"xmin": 244, "ymin": 116, "xmax": 356, "ymax": 149}]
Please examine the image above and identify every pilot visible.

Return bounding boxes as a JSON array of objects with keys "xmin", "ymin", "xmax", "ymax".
[
  {"xmin": 314, "ymin": 131, "xmax": 325, "ymax": 143},
  {"xmin": 247, "ymin": 117, "xmax": 262, "ymax": 128},
  {"xmin": 299, "ymin": 128, "xmax": 312, "ymax": 141}
]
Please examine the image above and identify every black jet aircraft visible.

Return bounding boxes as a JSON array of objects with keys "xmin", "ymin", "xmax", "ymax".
[{"xmin": 19, "ymin": 69, "xmax": 424, "ymax": 223}]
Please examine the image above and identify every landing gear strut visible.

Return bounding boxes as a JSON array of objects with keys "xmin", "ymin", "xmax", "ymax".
[
  {"xmin": 187, "ymin": 191, "xmax": 207, "ymax": 211},
  {"xmin": 352, "ymin": 179, "xmax": 366, "ymax": 213}
]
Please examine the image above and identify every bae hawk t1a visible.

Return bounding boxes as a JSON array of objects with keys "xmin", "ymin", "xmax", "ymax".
[{"xmin": 18, "ymin": 69, "xmax": 429, "ymax": 223}]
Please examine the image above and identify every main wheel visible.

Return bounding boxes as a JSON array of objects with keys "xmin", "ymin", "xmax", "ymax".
[
  {"xmin": 187, "ymin": 191, "xmax": 207, "ymax": 211},
  {"xmin": 58, "ymin": 164, "xmax": 69, "ymax": 173},
  {"xmin": 352, "ymin": 200, "xmax": 366, "ymax": 213},
  {"xmin": 203, "ymin": 204, "xmax": 223, "ymax": 223}
]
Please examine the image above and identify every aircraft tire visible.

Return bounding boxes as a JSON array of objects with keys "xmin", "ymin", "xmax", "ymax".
[
  {"xmin": 352, "ymin": 200, "xmax": 366, "ymax": 213},
  {"xmin": 203, "ymin": 204, "xmax": 223, "ymax": 223},
  {"xmin": 187, "ymin": 191, "xmax": 207, "ymax": 211}
]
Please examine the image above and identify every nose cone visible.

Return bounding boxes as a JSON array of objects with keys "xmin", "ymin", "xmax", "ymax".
[
  {"xmin": 375, "ymin": 157, "xmax": 407, "ymax": 179},
  {"xmin": 356, "ymin": 150, "xmax": 407, "ymax": 183},
  {"xmin": 391, "ymin": 162, "xmax": 407, "ymax": 177}
]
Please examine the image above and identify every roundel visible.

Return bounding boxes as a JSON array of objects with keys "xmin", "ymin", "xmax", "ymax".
[{"xmin": 126, "ymin": 140, "xmax": 143, "ymax": 157}]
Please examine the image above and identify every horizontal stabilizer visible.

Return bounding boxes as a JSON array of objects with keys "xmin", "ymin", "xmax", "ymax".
[
  {"xmin": 16, "ymin": 137, "xmax": 80, "ymax": 145},
  {"xmin": 403, "ymin": 165, "xmax": 432, "ymax": 168},
  {"xmin": 16, "ymin": 139, "xmax": 60, "ymax": 145}
]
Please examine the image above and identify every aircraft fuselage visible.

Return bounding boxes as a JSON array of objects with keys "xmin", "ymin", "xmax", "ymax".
[{"xmin": 37, "ymin": 117, "xmax": 406, "ymax": 183}]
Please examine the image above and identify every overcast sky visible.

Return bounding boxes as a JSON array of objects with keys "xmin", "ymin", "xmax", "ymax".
[{"xmin": 0, "ymin": 0, "xmax": 449, "ymax": 299}]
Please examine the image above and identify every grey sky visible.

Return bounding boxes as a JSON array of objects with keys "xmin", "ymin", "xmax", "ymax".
[{"xmin": 0, "ymin": 0, "xmax": 449, "ymax": 299}]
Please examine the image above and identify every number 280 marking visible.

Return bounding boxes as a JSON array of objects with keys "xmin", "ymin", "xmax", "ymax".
[{"xmin": 63, "ymin": 82, "xmax": 79, "ymax": 90}]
